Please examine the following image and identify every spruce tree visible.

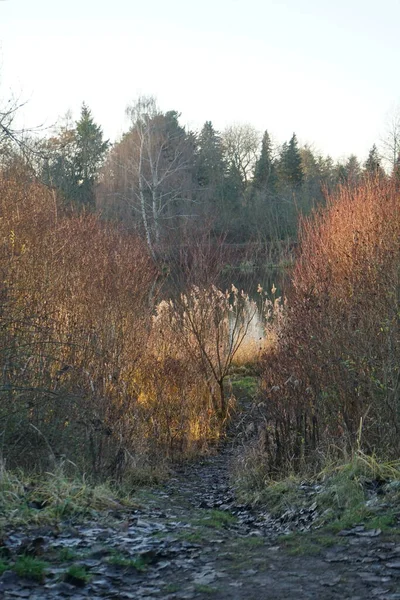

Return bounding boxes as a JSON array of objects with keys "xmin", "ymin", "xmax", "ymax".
[
  {"xmin": 253, "ymin": 129, "xmax": 276, "ymax": 194},
  {"xmin": 42, "ymin": 104, "xmax": 109, "ymax": 208},
  {"xmin": 278, "ymin": 133, "xmax": 303, "ymax": 187},
  {"xmin": 364, "ymin": 144, "xmax": 385, "ymax": 179},
  {"xmin": 74, "ymin": 103, "xmax": 109, "ymax": 207},
  {"xmin": 195, "ymin": 121, "xmax": 225, "ymax": 191}
]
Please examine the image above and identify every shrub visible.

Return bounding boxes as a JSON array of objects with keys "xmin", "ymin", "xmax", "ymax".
[
  {"xmin": 0, "ymin": 170, "xmax": 242, "ymax": 478},
  {"xmin": 258, "ymin": 178, "xmax": 400, "ymax": 474}
]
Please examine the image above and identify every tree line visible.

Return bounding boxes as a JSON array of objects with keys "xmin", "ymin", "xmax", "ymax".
[{"xmin": 1, "ymin": 96, "xmax": 398, "ymax": 260}]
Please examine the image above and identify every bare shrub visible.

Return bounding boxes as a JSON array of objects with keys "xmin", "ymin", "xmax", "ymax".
[
  {"xmin": 259, "ymin": 178, "xmax": 400, "ymax": 474},
  {"xmin": 0, "ymin": 170, "xmax": 246, "ymax": 478},
  {"xmin": 152, "ymin": 286, "xmax": 259, "ymax": 422},
  {"xmin": 0, "ymin": 171, "xmax": 156, "ymax": 476}
]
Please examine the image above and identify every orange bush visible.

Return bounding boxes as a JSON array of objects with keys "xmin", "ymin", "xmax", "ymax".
[
  {"xmin": 0, "ymin": 171, "xmax": 226, "ymax": 478},
  {"xmin": 260, "ymin": 179, "xmax": 400, "ymax": 473}
]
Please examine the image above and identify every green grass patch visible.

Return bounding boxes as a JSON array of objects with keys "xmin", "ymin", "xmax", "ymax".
[
  {"xmin": 239, "ymin": 536, "xmax": 264, "ymax": 548},
  {"xmin": 13, "ymin": 556, "xmax": 49, "ymax": 582},
  {"xmin": 107, "ymin": 551, "xmax": 149, "ymax": 572},
  {"xmin": 193, "ymin": 509, "xmax": 237, "ymax": 529},
  {"xmin": 176, "ymin": 530, "xmax": 206, "ymax": 543},
  {"xmin": 279, "ymin": 531, "xmax": 341, "ymax": 556},
  {"xmin": 231, "ymin": 376, "xmax": 259, "ymax": 397},
  {"xmin": 244, "ymin": 476, "xmax": 306, "ymax": 515},
  {"xmin": 65, "ymin": 564, "xmax": 92, "ymax": 586},
  {"xmin": 164, "ymin": 583, "xmax": 181, "ymax": 593},
  {"xmin": 194, "ymin": 584, "xmax": 218, "ymax": 594},
  {"xmin": 0, "ymin": 559, "xmax": 9, "ymax": 575},
  {"xmin": 366, "ymin": 513, "xmax": 397, "ymax": 531},
  {"xmin": 58, "ymin": 547, "xmax": 83, "ymax": 562}
]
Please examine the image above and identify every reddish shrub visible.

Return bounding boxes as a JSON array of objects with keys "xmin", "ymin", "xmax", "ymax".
[{"xmin": 260, "ymin": 179, "xmax": 400, "ymax": 473}]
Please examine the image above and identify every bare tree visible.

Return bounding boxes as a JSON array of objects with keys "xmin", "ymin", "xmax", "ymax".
[
  {"xmin": 154, "ymin": 285, "xmax": 258, "ymax": 421},
  {"xmin": 222, "ymin": 123, "xmax": 260, "ymax": 185},
  {"xmin": 0, "ymin": 97, "xmax": 29, "ymax": 161},
  {"xmin": 380, "ymin": 105, "xmax": 400, "ymax": 173}
]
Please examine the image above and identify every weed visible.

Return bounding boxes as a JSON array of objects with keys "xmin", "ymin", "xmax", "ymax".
[
  {"xmin": 367, "ymin": 513, "xmax": 397, "ymax": 531},
  {"xmin": 176, "ymin": 530, "xmax": 206, "ymax": 543},
  {"xmin": 231, "ymin": 376, "xmax": 259, "ymax": 398},
  {"xmin": 0, "ymin": 464, "xmax": 135, "ymax": 531},
  {"xmin": 279, "ymin": 531, "xmax": 342, "ymax": 556},
  {"xmin": 239, "ymin": 536, "xmax": 264, "ymax": 547}
]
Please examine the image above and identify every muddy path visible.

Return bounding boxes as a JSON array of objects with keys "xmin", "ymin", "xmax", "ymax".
[{"xmin": 1, "ymin": 445, "xmax": 400, "ymax": 599}]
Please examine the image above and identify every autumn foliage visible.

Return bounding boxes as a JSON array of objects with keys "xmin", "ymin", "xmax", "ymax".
[
  {"xmin": 260, "ymin": 179, "xmax": 400, "ymax": 473},
  {"xmin": 0, "ymin": 171, "xmax": 230, "ymax": 479}
]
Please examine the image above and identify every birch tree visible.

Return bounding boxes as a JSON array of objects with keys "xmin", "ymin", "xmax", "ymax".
[{"xmin": 123, "ymin": 96, "xmax": 194, "ymax": 260}]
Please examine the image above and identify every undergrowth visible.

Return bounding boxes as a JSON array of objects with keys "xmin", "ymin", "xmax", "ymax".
[
  {"xmin": 234, "ymin": 447, "xmax": 400, "ymax": 532},
  {"xmin": 0, "ymin": 460, "xmax": 137, "ymax": 531}
]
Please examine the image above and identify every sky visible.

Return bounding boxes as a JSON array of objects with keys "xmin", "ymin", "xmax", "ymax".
[{"xmin": 0, "ymin": 0, "xmax": 399, "ymax": 162}]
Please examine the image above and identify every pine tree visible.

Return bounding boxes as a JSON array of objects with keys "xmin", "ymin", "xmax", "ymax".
[
  {"xmin": 363, "ymin": 144, "xmax": 385, "ymax": 179},
  {"xmin": 74, "ymin": 103, "xmax": 109, "ymax": 207},
  {"xmin": 42, "ymin": 104, "xmax": 109, "ymax": 208},
  {"xmin": 253, "ymin": 130, "xmax": 276, "ymax": 194},
  {"xmin": 195, "ymin": 121, "xmax": 225, "ymax": 191},
  {"xmin": 344, "ymin": 155, "xmax": 361, "ymax": 187},
  {"xmin": 278, "ymin": 133, "xmax": 303, "ymax": 188}
]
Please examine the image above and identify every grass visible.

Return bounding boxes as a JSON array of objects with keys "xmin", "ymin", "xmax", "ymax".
[
  {"xmin": 58, "ymin": 547, "xmax": 83, "ymax": 562},
  {"xmin": 236, "ymin": 474, "xmax": 307, "ymax": 516},
  {"xmin": 107, "ymin": 551, "xmax": 150, "ymax": 572},
  {"xmin": 192, "ymin": 509, "xmax": 237, "ymax": 529},
  {"xmin": 238, "ymin": 536, "xmax": 264, "ymax": 547},
  {"xmin": 235, "ymin": 445, "xmax": 400, "ymax": 537},
  {"xmin": 176, "ymin": 530, "xmax": 207, "ymax": 543},
  {"xmin": 230, "ymin": 375, "xmax": 259, "ymax": 398},
  {"xmin": 194, "ymin": 584, "xmax": 218, "ymax": 594},
  {"xmin": 0, "ymin": 461, "xmax": 136, "ymax": 531},
  {"xmin": 164, "ymin": 583, "xmax": 181, "ymax": 593},
  {"xmin": 13, "ymin": 556, "xmax": 49, "ymax": 582},
  {"xmin": 0, "ymin": 559, "xmax": 9, "ymax": 575},
  {"xmin": 316, "ymin": 451, "xmax": 400, "ymax": 531},
  {"xmin": 278, "ymin": 531, "xmax": 343, "ymax": 556},
  {"xmin": 65, "ymin": 564, "xmax": 92, "ymax": 586}
]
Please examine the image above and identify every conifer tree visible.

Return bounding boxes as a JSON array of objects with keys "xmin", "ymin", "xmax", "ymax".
[
  {"xmin": 364, "ymin": 144, "xmax": 385, "ymax": 179},
  {"xmin": 195, "ymin": 121, "xmax": 225, "ymax": 192},
  {"xmin": 253, "ymin": 130, "xmax": 276, "ymax": 194},
  {"xmin": 42, "ymin": 104, "xmax": 109, "ymax": 208},
  {"xmin": 74, "ymin": 103, "xmax": 109, "ymax": 207},
  {"xmin": 278, "ymin": 133, "xmax": 303, "ymax": 187}
]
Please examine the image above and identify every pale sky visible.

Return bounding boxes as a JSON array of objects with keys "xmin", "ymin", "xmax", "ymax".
[{"xmin": 1, "ymin": 0, "xmax": 399, "ymax": 161}]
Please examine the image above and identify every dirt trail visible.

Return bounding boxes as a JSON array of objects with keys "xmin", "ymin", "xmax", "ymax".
[{"xmin": 1, "ymin": 445, "xmax": 400, "ymax": 599}]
